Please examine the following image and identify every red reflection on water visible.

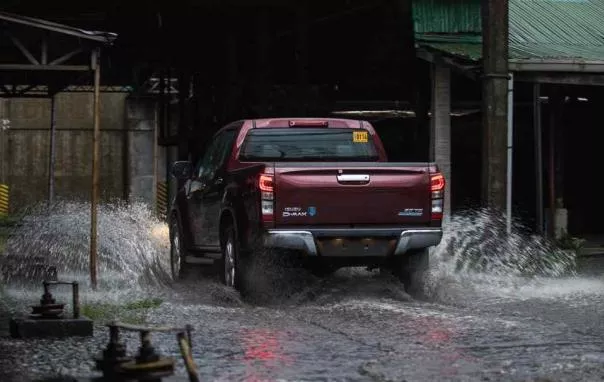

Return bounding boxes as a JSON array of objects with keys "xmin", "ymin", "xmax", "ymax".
[
  {"xmin": 242, "ymin": 328, "xmax": 289, "ymax": 363},
  {"xmin": 240, "ymin": 327, "xmax": 293, "ymax": 382},
  {"xmin": 406, "ymin": 315, "xmax": 477, "ymax": 377},
  {"xmin": 412, "ymin": 316, "xmax": 454, "ymax": 345}
]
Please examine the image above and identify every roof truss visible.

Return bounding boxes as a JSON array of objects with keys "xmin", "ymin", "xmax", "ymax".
[{"xmin": 0, "ymin": 11, "xmax": 117, "ymax": 97}]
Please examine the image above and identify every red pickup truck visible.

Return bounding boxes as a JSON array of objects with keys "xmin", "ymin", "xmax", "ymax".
[{"xmin": 169, "ymin": 118, "xmax": 445, "ymax": 295}]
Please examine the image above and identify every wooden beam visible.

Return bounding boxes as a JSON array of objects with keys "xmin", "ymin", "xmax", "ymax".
[
  {"xmin": 514, "ymin": 72, "xmax": 604, "ymax": 86},
  {"xmin": 0, "ymin": 64, "xmax": 90, "ymax": 71},
  {"xmin": 49, "ymin": 48, "xmax": 85, "ymax": 66},
  {"xmin": 417, "ymin": 48, "xmax": 480, "ymax": 80},
  {"xmin": 10, "ymin": 35, "xmax": 40, "ymax": 65},
  {"xmin": 41, "ymin": 35, "xmax": 48, "ymax": 64}
]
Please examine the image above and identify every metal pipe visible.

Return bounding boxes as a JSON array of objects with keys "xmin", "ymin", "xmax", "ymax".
[
  {"xmin": 548, "ymin": 93, "xmax": 557, "ymax": 238},
  {"xmin": 506, "ymin": 73, "xmax": 514, "ymax": 235},
  {"xmin": 533, "ymin": 83, "xmax": 544, "ymax": 234},
  {"xmin": 48, "ymin": 95, "xmax": 56, "ymax": 205},
  {"xmin": 111, "ymin": 322, "xmax": 193, "ymax": 333},
  {"xmin": 90, "ymin": 48, "xmax": 101, "ymax": 290}
]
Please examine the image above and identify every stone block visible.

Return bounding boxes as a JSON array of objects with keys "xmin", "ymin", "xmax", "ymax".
[{"xmin": 9, "ymin": 316, "xmax": 93, "ymax": 338}]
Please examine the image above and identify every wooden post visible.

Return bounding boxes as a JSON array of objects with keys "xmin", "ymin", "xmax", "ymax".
[
  {"xmin": 90, "ymin": 48, "xmax": 101, "ymax": 290},
  {"xmin": 481, "ymin": 0, "xmax": 509, "ymax": 211},
  {"xmin": 47, "ymin": 94, "xmax": 56, "ymax": 205},
  {"xmin": 430, "ymin": 64, "xmax": 452, "ymax": 222}
]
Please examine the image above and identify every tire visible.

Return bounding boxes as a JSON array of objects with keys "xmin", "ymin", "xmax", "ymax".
[
  {"xmin": 169, "ymin": 216, "xmax": 188, "ymax": 280},
  {"xmin": 393, "ymin": 248, "xmax": 430, "ymax": 298},
  {"xmin": 220, "ymin": 225, "xmax": 245, "ymax": 292}
]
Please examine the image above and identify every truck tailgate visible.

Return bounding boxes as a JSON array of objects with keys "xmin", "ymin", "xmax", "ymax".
[{"xmin": 273, "ymin": 162, "xmax": 431, "ymax": 226}]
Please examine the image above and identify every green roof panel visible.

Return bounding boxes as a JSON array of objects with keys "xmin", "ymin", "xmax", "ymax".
[
  {"xmin": 415, "ymin": 0, "xmax": 604, "ymax": 63},
  {"xmin": 412, "ymin": 0, "xmax": 481, "ymax": 34}
]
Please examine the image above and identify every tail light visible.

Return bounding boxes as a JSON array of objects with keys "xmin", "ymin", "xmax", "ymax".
[
  {"xmin": 430, "ymin": 172, "xmax": 445, "ymax": 221},
  {"xmin": 288, "ymin": 120, "xmax": 328, "ymax": 127},
  {"xmin": 259, "ymin": 173, "xmax": 274, "ymax": 226}
]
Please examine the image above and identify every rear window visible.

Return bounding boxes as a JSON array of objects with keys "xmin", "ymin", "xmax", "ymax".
[{"xmin": 239, "ymin": 128, "xmax": 379, "ymax": 162}]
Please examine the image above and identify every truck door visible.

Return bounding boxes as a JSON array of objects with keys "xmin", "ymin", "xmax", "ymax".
[{"xmin": 197, "ymin": 128, "xmax": 237, "ymax": 247}]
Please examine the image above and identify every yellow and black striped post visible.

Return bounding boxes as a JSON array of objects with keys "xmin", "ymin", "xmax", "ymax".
[
  {"xmin": 0, "ymin": 184, "xmax": 8, "ymax": 217},
  {"xmin": 156, "ymin": 181, "xmax": 168, "ymax": 220}
]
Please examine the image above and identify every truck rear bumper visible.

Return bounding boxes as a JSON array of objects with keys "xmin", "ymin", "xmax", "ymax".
[{"xmin": 263, "ymin": 228, "xmax": 443, "ymax": 257}]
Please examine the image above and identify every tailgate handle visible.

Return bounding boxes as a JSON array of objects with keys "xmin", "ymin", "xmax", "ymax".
[{"xmin": 337, "ymin": 174, "xmax": 370, "ymax": 183}]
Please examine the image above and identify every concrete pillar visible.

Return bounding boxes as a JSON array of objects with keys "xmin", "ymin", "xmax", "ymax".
[
  {"xmin": 0, "ymin": 98, "xmax": 9, "ymax": 185},
  {"xmin": 430, "ymin": 64, "xmax": 452, "ymax": 220},
  {"xmin": 295, "ymin": 1, "xmax": 309, "ymax": 116},
  {"xmin": 125, "ymin": 96, "xmax": 157, "ymax": 206},
  {"xmin": 177, "ymin": 70, "xmax": 190, "ymax": 160},
  {"xmin": 0, "ymin": 99, "xmax": 9, "ymax": 216},
  {"xmin": 255, "ymin": 8, "xmax": 271, "ymax": 115}
]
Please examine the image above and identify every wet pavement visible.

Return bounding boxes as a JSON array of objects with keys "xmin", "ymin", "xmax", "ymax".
[
  {"xmin": 0, "ymin": 205, "xmax": 603, "ymax": 381},
  {"xmin": 1, "ymin": 260, "xmax": 603, "ymax": 382}
]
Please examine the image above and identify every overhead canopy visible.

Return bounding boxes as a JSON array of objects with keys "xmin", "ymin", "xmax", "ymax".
[
  {"xmin": 414, "ymin": 0, "xmax": 604, "ymax": 83},
  {"xmin": 0, "ymin": 10, "xmax": 117, "ymax": 97}
]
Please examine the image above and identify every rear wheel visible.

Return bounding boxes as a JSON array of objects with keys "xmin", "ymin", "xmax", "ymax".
[
  {"xmin": 393, "ymin": 248, "xmax": 430, "ymax": 298},
  {"xmin": 169, "ymin": 216, "xmax": 189, "ymax": 280},
  {"xmin": 220, "ymin": 225, "xmax": 245, "ymax": 292}
]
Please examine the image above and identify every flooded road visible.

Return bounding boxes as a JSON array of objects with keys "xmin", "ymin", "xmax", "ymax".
[
  {"xmin": 1, "ymin": 267, "xmax": 603, "ymax": 382},
  {"xmin": 0, "ymin": 203, "xmax": 603, "ymax": 381}
]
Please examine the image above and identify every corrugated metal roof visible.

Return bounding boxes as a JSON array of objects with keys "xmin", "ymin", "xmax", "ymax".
[
  {"xmin": 416, "ymin": 0, "xmax": 604, "ymax": 63},
  {"xmin": 412, "ymin": 0, "xmax": 481, "ymax": 34},
  {"xmin": 510, "ymin": 0, "xmax": 604, "ymax": 46},
  {"xmin": 0, "ymin": 11, "xmax": 117, "ymax": 44}
]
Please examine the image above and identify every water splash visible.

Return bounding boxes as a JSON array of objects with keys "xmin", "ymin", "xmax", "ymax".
[
  {"xmin": 0, "ymin": 200, "xmax": 172, "ymax": 293},
  {"xmin": 424, "ymin": 209, "xmax": 582, "ymax": 302}
]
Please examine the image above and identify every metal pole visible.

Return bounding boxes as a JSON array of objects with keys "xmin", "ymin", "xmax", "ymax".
[
  {"xmin": 90, "ymin": 49, "xmax": 101, "ymax": 290},
  {"xmin": 48, "ymin": 95, "xmax": 56, "ymax": 205},
  {"xmin": 548, "ymin": 94, "xmax": 556, "ymax": 238},
  {"xmin": 533, "ymin": 83, "xmax": 544, "ymax": 234},
  {"xmin": 506, "ymin": 73, "xmax": 514, "ymax": 235}
]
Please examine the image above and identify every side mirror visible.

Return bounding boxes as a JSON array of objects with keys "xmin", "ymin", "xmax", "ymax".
[{"xmin": 171, "ymin": 161, "xmax": 192, "ymax": 180}]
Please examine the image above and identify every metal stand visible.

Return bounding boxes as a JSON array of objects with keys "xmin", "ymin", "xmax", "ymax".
[
  {"xmin": 30, "ymin": 280, "xmax": 80, "ymax": 319},
  {"xmin": 10, "ymin": 280, "xmax": 92, "ymax": 338},
  {"xmin": 95, "ymin": 322, "xmax": 197, "ymax": 382}
]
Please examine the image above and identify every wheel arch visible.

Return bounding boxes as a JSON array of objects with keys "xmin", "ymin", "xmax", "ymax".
[
  {"xmin": 219, "ymin": 208, "xmax": 237, "ymax": 247},
  {"xmin": 169, "ymin": 206, "xmax": 193, "ymax": 250}
]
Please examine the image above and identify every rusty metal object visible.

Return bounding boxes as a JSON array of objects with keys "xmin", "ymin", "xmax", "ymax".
[
  {"xmin": 29, "ymin": 280, "xmax": 81, "ymax": 320},
  {"xmin": 94, "ymin": 322, "xmax": 197, "ymax": 382},
  {"xmin": 95, "ymin": 322, "xmax": 133, "ymax": 380},
  {"xmin": 178, "ymin": 331, "xmax": 200, "ymax": 382},
  {"xmin": 117, "ymin": 329, "xmax": 175, "ymax": 381}
]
